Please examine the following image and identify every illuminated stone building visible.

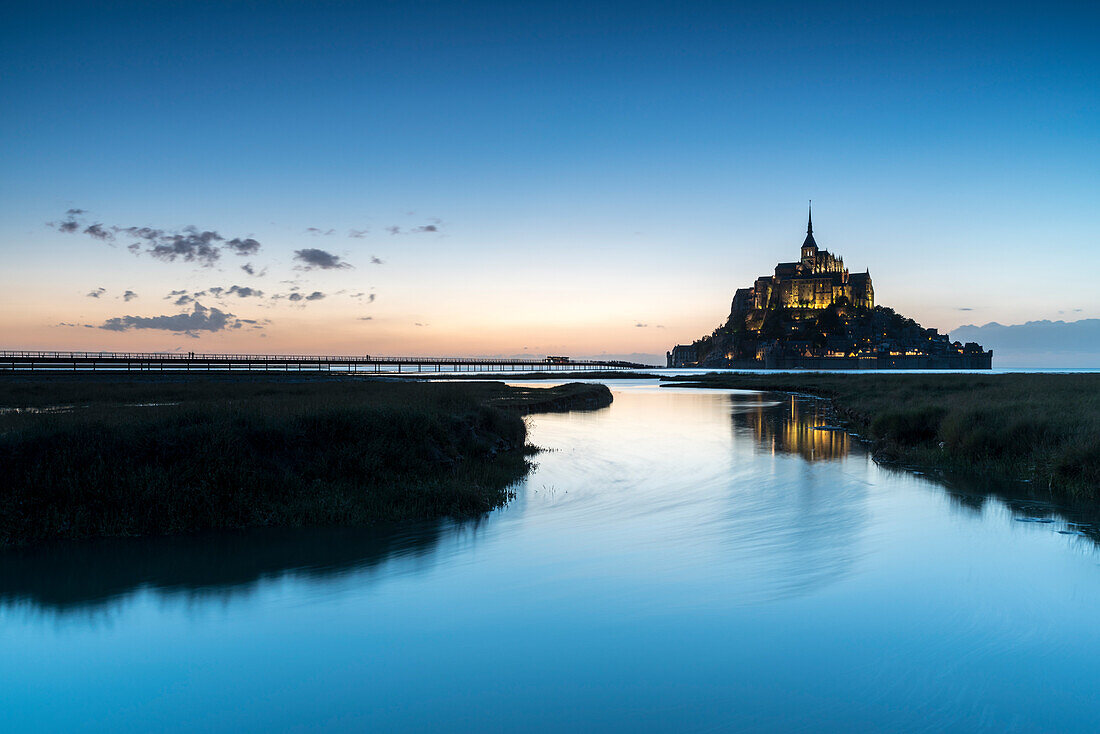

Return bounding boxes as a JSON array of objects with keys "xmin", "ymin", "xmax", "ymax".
[{"xmin": 731, "ymin": 205, "xmax": 873, "ymax": 314}]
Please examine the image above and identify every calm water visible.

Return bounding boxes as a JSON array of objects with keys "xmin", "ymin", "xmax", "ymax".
[{"xmin": 3, "ymin": 381, "xmax": 1100, "ymax": 733}]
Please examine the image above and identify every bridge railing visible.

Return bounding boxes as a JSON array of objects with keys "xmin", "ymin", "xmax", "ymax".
[{"xmin": 0, "ymin": 350, "xmax": 652, "ymax": 368}]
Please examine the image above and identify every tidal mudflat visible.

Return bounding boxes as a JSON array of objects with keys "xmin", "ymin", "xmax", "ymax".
[{"xmin": 2, "ymin": 380, "xmax": 1100, "ymax": 732}]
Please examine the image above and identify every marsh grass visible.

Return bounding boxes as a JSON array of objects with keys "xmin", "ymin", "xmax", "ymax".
[
  {"xmin": 665, "ymin": 373, "xmax": 1100, "ymax": 499},
  {"xmin": 0, "ymin": 376, "xmax": 611, "ymax": 547}
]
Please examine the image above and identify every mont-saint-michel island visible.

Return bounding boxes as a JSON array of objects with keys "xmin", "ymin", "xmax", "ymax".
[{"xmin": 668, "ymin": 206, "xmax": 993, "ymax": 369}]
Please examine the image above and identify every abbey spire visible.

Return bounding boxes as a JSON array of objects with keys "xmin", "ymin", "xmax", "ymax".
[{"xmin": 802, "ymin": 200, "xmax": 817, "ymax": 250}]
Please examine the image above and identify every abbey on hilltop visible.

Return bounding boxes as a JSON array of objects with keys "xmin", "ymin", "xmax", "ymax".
[
  {"xmin": 668, "ymin": 205, "xmax": 992, "ymax": 369},
  {"xmin": 734, "ymin": 205, "xmax": 873, "ymax": 316}
]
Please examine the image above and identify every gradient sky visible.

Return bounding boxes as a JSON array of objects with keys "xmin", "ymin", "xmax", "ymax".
[{"xmin": 2, "ymin": 1, "xmax": 1097, "ymax": 359}]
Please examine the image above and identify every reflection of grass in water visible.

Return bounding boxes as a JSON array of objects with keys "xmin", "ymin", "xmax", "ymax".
[
  {"xmin": 667, "ymin": 373, "xmax": 1100, "ymax": 500},
  {"xmin": 0, "ymin": 523, "xmax": 451, "ymax": 614},
  {"xmin": 0, "ymin": 377, "xmax": 610, "ymax": 547}
]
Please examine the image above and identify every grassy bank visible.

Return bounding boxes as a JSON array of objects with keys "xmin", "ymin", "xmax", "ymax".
[
  {"xmin": 664, "ymin": 373, "xmax": 1100, "ymax": 499},
  {"xmin": 0, "ymin": 376, "xmax": 611, "ymax": 547}
]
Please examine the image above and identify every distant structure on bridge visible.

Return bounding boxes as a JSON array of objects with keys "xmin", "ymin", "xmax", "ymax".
[{"xmin": 668, "ymin": 205, "xmax": 992, "ymax": 370}]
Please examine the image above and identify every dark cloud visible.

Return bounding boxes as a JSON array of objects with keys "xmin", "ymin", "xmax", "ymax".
[
  {"xmin": 166, "ymin": 289, "xmax": 187, "ymax": 297},
  {"xmin": 348, "ymin": 292, "xmax": 376, "ymax": 302},
  {"xmin": 370, "ymin": 256, "xmax": 384, "ymax": 265},
  {"xmin": 306, "ymin": 227, "xmax": 336, "ymax": 236},
  {"xmin": 387, "ymin": 220, "xmax": 441, "ymax": 236},
  {"xmin": 148, "ymin": 228, "xmax": 224, "ymax": 265},
  {"xmin": 226, "ymin": 285, "xmax": 263, "ymax": 298},
  {"xmin": 348, "ymin": 229, "xmax": 368, "ymax": 238},
  {"xmin": 174, "ymin": 294, "xmax": 194, "ymax": 306},
  {"xmin": 635, "ymin": 323, "xmax": 648, "ymax": 327},
  {"xmin": 294, "ymin": 248, "xmax": 351, "ymax": 270},
  {"xmin": 84, "ymin": 223, "xmax": 115, "ymax": 241},
  {"xmin": 225, "ymin": 237, "xmax": 261, "ymax": 256},
  {"xmin": 51, "ymin": 212, "xmax": 264, "ymax": 264},
  {"xmin": 98, "ymin": 302, "xmax": 246, "ymax": 336},
  {"xmin": 956, "ymin": 307, "xmax": 975, "ymax": 311},
  {"xmin": 122, "ymin": 290, "xmax": 138, "ymax": 302},
  {"xmin": 241, "ymin": 262, "xmax": 267, "ymax": 277},
  {"xmin": 117, "ymin": 226, "xmax": 164, "ymax": 242},
  {"xmin": 51, "ymin": 209, "xmax": 86, "ymax": 233},
  {"xmin": 358, "ymin": 316, "xmax": 373, "ymax": 321},
  {"xmin": 280, "ymin": 291, "xmax": 324, "ymax": 302},
  {"xmin": 86, "ymin": 287, "xmax": 106, "ymax": 298}
]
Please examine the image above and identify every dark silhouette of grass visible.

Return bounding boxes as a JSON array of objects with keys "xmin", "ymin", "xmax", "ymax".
[
  {"xmin": 664, "ymin": 373, "xmax": 1100, "ymax": 499},
  {"xmin": 0, "ymin": 376, "xmax": 611, "ymax": 547}
]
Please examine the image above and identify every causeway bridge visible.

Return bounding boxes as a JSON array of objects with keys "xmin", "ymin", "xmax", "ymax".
[{"xmin": 0, "ymin": 350, "xmax": 655, "ymax": 373}]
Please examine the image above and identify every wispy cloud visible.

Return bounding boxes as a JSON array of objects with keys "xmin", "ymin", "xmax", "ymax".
[
  {"xmin": 387, "ymin": 219, "xmax": 442, "ymax": 236},
  {"xmin": 50, "ymin": 209, "xmax": 85, "ymax": 233},
  {"xmin": 86, "ymin": 287, "xmax": 106, "ymax": 298},
  {"xmin": 348, "ymin": 229, "xmax": 368, "ymax": 238},
  {"xmin": 370, "ymin": 256, "xmax": 384, "ymax": 265},
  {"xmin": 294, "ymin": 248, "xmax": 352, "ymax": 270},
  {"xmin": 306, "ymin": 227, "xmax": 336, "ymax": 236},
  {"xmin": 49, "ymin": 210, "xmax": 264, "ymax": 266},
  {"xmin": 83, "ymin": 223, "xmax": 114, "ymax": 242}
]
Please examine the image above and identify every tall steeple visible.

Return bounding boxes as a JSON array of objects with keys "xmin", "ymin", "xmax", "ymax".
[{"xmin": 802, "ymin": 200, "xmax": 817, "ymax": 250}]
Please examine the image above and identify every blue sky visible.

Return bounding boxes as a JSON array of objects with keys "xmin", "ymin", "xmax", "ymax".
[{"xmin": 2, "ymin": 1, "xmax": 1097, "ymax": 358}]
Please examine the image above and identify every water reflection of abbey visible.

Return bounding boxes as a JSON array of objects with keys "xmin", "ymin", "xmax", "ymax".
[{"xmin": 735, "ymin": 394, "xmax": 851, "ymax": 462}]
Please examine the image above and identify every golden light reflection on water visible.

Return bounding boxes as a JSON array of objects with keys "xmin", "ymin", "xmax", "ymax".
[{"xmin": 735, "ymin": 393, "xmax": 851, "ymax": 462}]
